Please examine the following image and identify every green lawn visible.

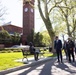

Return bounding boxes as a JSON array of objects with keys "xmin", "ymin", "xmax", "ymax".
[
  {"xmin": 0, "ymin": 52, "xmax": 24, "ymax": 71},
  {"xmin": 0, "ymin": 51, "xmax": 53, "ymax": 71}
]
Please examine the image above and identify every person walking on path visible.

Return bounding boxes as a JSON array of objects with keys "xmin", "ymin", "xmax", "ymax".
[
  {"xmin": 63, "ymin": 40, "xmax": 68, "ymax": 60},
  {"xmin": 54, "ymin": 36, "xmax": 63, "ymax": 63},
  {"xmin": 66, "ymin": 37, "xmax": 75, "ymax": 63}
]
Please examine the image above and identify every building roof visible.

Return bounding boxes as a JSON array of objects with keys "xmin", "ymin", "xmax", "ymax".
[{"xmin": 0, "ymin": 24, "xmax": 23, "ymax": 35}]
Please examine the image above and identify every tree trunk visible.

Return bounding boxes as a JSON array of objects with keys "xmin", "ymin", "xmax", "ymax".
[
  {"xmin": 44, "ymin": 20, "xmax": 55, "ymax": 53},
  {"xmin": 37, "ymin": 0, "xmax": 56, "ymax": 53}
]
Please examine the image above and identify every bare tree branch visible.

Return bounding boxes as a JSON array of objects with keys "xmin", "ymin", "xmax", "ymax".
[
  {"xmin": 47, "ymin": 0, "xmax": 51, "ymax": 4},
  {"xmin": 48, "ymin": 5, "xmax": 56, "ymax": 14},
  {"xmin": 0, "ymin": 2, "xmax": 7, "ymax": 18},
  {"xmin": 56, "ymin": 5, "xmax": 67, "ymax": 18},
  {"xmin": 37, "ymin": 0, "xmax": 46, "ymax": 22},
  {"xmin": 71, "ymin": 14, "xmax": 76, "ymax": 34},
  {"xmin": 56, "ymin": 5, "xmax": 76, "ymax": 10},
  {"xmin": 54, "ymin": 0, "xmax": 63, "ymax": 5},
  {"xmin": 48, "ymin": 0, "xmax": 63, "ymax": 14}
]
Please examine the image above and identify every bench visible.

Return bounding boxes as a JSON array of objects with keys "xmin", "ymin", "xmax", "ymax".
[
  {"xmin": 22, "ymin": 47, "xmax": 45, "ymax": 62},
  {"xmin": 22, "ymin": 49, "xmax": 30, "ymax": 61}
]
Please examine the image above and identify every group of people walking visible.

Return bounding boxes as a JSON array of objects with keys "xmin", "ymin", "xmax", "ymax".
[{"xmin": 54, "ymin": 36, "xmax": 75, "ymax": 63}]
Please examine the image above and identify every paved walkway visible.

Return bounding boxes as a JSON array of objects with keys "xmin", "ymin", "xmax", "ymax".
[
  {"xmin": 15, "ymin": 56, "xmax": 52, "ymax": 64},
  {"xmin": 0, "ymin": 56, "xmax": 76, "ymax": 75}
]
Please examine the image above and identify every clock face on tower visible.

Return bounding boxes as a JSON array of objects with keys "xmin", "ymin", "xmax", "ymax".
[
  {"xmin": 24, "ymin": 8, "xmax": 28, "ymax": 12},
  {"xmin": 31, "ymin": 8, "xmax": 33, "ymax": 13}
]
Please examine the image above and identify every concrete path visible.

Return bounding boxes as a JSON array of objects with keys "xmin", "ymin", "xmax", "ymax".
[
  {"xmin": 0, "ymin": 56, "xmax": 76, "ymax": 75},
  {"xmin": 6, "ymin": 56, "xmax": 76, "ymax": 75}
]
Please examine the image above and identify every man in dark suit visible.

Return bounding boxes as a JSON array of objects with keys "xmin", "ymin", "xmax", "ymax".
[
  {"xmin": 54, "ymin": 36, "xmax": 63, "ymax": 63},
  {"xmin": 66, "ymin": 37, "xmax": 75, "ymax": 63}
]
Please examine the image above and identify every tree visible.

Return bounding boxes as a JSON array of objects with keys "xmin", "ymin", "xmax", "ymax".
[
  {"xmin": 41, "ymin": 31, "xmax": 51, "ymax": 46},
  {"xmin": 37, "ymin": 0, "xmax": 76, "ymax": 51},
  {"xmin": 11, "ymin": 32, "xmax": 21, "ymax": 45},
  {"xmin": 37, "ymin": 0, "xmax": 65, "ymax": 52},
  {"xmin": 27, "ymin": 31, "xmax": 44, "ymax": 46},
  {"xmin": 0, "ymin": 29, "xmax": 11, "ymax": 44},
  {"xmin": 55, "ymin": 0, "xmax": 76, "ymax": 39},
  {"xmin": 34, "ymin": 32, "xmax": 43, "ymax": 47},
  {"xmin": 0, "ymin": 1, "xmax": 7, "ymax": 21}
]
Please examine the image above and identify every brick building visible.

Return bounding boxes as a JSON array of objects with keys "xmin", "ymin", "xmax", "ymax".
[{"xmin": 0, "ymin": 24, "xmax": 23, "ymax": 35}]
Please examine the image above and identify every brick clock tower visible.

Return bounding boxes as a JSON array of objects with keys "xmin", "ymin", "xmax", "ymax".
[{"xmin": 22, "ymin": 0, "xmax": 34, "ymax": 45}]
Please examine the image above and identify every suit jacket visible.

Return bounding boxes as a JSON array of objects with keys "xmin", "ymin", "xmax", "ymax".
[
  {"xmin": 54, "ymin": 39, "xmax": 62, "ymax": 50},
  {"xmin": 66, "ymin": 40, "xmax": 75, "ymax": 51}
]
